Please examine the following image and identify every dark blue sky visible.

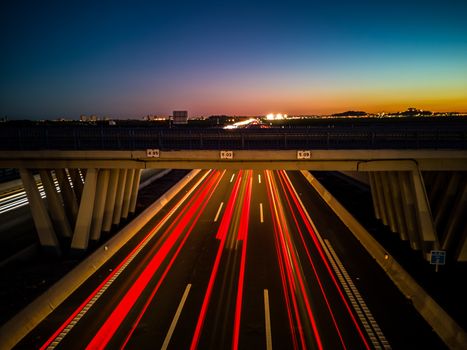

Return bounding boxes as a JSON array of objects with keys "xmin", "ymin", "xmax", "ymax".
[{"xmin": 1, "ymin": 0, "xmax": 466, "ymax": 118}]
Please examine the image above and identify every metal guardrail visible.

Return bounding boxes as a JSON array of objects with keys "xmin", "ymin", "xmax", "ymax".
[{"xmin": 0, "ymin": 124, "xmax": 466, "ymax": 150}]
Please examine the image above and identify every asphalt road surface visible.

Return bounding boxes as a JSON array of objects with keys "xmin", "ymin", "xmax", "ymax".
[{"xmin": 16, "ymin": 170, "xmax": 445, "ymax": 349}]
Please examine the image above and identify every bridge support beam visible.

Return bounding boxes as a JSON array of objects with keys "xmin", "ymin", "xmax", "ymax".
[
  {"xmin": 55, "ymin": 168, "xmax": 78, "ymax": 226},
  {"xmin": 129, "ymin": 169, "xmax": 142, "ymax": 214},
  {"xmin": 71, "ymin": 168, "xmax": 97, "ymax": 251},
  {"xmin": 434, "ymin": 173, "xmax": 460, "ymax": 240},
  {"xmin": 368, "ymin": 168, "xmax": 439, "ymax": 260},
  {"xmin": 381, "ymin": 172, "xmax": 397, "ymax": 233},
  {"xmin": 39, "ymin": 169, "xmax": 72, "ymax": 238},
  {"xmin": 14, "ymin": 166, "xmax": 158, "ymax": 254},
  {"xmin": 121, "ymin": 169, "xmax": 135, "ymax": 219},
  {"xmin": 388, "ymin": 171, "xmax": 407, "ymax": 241},
  {"xmin": 69, "ymin": 168, "xmax": 84, "ymax": 202},
  {"xmin": 411, "ymin": 170, "xmax": 438, "ymax": 257},
  {"xmin": 368, "ymin": 172, "xmax": 381, "ymax": 220},
  {"xmin": 457, "ymin": 226, "xmax": 467, "ymax": 262},
  {"xmin": 19, "ymin": 168, "xmax": 61, "ymax": 255},
  {"xmin": 102, "ymin": 169, "xmax": 120, "ymax": 232},
  {"xmin": 398, "ymin": 172, "xmax": 420, "ymax": 250},
  {"xmin": 442, "ymin": 180, "xmax": 466, "ymax": 257},
  {"xmin": 90, "ymin": 169, "xmax": 110, "ymax": 241},
  {"xmin": 373, "ymin": 173, "xmax": 388, "ymax": 225},
  {"xmin": 113, "ymin": 169, "xmax": 127, "ymax": 226}
]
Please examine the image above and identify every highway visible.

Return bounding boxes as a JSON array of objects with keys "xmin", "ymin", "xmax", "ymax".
[{"xmin": 14, "ymin": 170, "xmax": 445, "ymax": 349}]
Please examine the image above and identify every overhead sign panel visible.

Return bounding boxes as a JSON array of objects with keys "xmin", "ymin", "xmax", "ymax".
[{"xmin": 297, "ymin": 150, "xmax": 312, "ymax": 159}]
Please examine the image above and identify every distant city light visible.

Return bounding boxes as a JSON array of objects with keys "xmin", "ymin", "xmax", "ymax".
[
  {"xmin": 223, "ymin": 118, "xmax": 258, "ymax": 129},
  {"xmin": 266, "ymin": 113, "xmax": 287, "ymax": 120}
]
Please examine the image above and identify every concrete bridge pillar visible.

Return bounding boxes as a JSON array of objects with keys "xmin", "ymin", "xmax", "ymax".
[
  {"xmin": 71, "ymin": 168, "xmax": 98, "ymax": 251},
  {"xmin": 368, "ymin": 169, "xmax": 438, "ymax": 260},
  {"xmin": 55, "ymin": 168, "xmax": 79, "ymax": 225},
  {"xmin": 19, "ymin": 168, "xmax": 61, "ymax": 256},
  {"xmin": 129, "ymin": 169, "xmax": 142, "ymax": 214},
  {"xmin": 90, "ymin": 169, "xmax": 110, "ymax": 241},
  {"xmin": 69, "ymin": 168, "xmax": 84, "ymax": 202},
  {"xmin": 39, "ymin": 170, "xmax": 72, "ymax": 238},
  {"xmin": 368, "ymin": 172, "xmax": 381, "ymax": 220},
  {"xmin": 442, "ymin": 182, "xmax": 466, "ymax": 251},
  {"xmin": 121, "ymin": 169, "xmax": 135, "ymax": 219},
  {"xmin": 102, "ymin": 169, "xmax": 120, "ymax": 232},
  {"xmin": 373, "ymin": 172, "xmax": 388, "ymax": 225},
  {"xmin": 380, "ymin": 172, "xmax": 398, "ymax": 233},
  {"xmin": 397, "ymin": 171, "xmax": 420, "ymax": 250},
  {"xmin": 112, "ymin": 169, "xmax": 128, "ymax": 225},
  {"xmin": 411, "ymin": 169, "xmax": 438, "ymax": 257},
  {"xmin": 388, "ymin": 171, "xmax": 407, "ymax": 241}
]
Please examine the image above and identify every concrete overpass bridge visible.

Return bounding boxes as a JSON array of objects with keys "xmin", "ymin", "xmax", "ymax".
[{"xmin": 0, "ymin": 120, "xmax": 466, "ymax": 263}]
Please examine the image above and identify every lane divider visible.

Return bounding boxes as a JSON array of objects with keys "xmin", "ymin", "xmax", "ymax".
[
  {"xmin": 161, "ymin": 284, "xmax": 192, "ymax": 350},
  {"xmin": 214, "ymin": 202, "xmax": 224, "ymax": 222},
  {"xmin": 259, "ymin": 203, "xmax": 264, "ymax": 223},
  {"xmin": 264, "ymin": 289, "xmax": 272, "ymax": 350}
]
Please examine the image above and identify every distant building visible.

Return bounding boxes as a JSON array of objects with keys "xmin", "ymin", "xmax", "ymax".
[
  {"xmin": 144, "ymin": 114, "xmax": 169, "ymax": 121},
  {"xmin": 172, "ymin": 110, "xmax": 188, "ymax": 124},
  {"xmin": 80, "ymin": 114, "xmax": 99, "ymax": 122}
]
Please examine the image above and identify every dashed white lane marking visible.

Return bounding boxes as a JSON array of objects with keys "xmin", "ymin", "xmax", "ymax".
[
  {"xmin": 258, "ymin": 174, "xmax": 262, "ymax": 184},
  {"xmin": 264, "ymin": 289, "xmax": 272, "ymax": 350},
  {"xmin": 214, "ymin": 202, "xmax": 224, "ymax": 222},
  {"xmin": 230, "ymin": 173, "xmax": 235, "ymax": 183},
  {"xmin": 260, "ymin": 203, "xmax": 264, "ymax": 223},
  {"xmin": 161, "ymin": 284, "xmax": 192, "ymax": 350}
]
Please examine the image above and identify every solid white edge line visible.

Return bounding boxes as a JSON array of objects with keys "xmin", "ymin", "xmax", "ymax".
[
  {"xmin": 161, "ymin": 284, "xmax": 192, "ymax": 350},
  {"xmin": 264, "ymin": 289, "xmax": 272, "ymax": 350},
  {"xmin": 230, "ymin": 173, "xmax": 235, "ymax": 183},
  {"xmin": 260, "ymin": 203, "xmax": 264, "ymax": 223},
  {"xmin": 214, "ymin": 202, "xmax": 224, "ymax": 222}
]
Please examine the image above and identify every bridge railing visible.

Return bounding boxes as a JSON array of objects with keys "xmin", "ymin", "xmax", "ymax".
[{"xmin": 0, "ymin": 124, "xmax": 465, "ymax": 150}]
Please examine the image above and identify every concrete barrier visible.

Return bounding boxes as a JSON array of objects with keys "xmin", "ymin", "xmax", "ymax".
[
  {"xmin": 300, "ymin": 170, "xmax": 467, "ymax": 350},
  {"xmin": 0, "ymin": 169, "xmax": 201, "ymax": 350}
]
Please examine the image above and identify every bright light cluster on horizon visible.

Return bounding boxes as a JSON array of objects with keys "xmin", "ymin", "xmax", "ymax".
[
  {"xmin": 266, "ymin": 113, "xmax": 288, "ymax": 120},
  {"xmin": 223, "ymin": 118, "xmax": 258, "ymax": 129}
]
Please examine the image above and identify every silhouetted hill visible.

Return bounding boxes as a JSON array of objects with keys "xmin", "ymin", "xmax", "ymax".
[{"xmin": 332, "ymin": 111, "xmax": 367, "ymax": 117}]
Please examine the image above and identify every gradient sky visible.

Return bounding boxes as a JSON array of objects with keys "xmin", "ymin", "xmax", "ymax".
[{"xmin": 1, "ymin": 0, "xmax": 467, "ymax": 118}]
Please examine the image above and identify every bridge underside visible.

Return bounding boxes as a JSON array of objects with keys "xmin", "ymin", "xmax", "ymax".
[
  {"xmin": 366, "ymin": 170, "xmax": 466, "ymax": 262},
  {"xmin": 1, "ymin": 149, "xmax": 466, "ymax": 262},
  {"xmin": 19, "ymin": 167, "xmax": 141, "ymax": 255}
]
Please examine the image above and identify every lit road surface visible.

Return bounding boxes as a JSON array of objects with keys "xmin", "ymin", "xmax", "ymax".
[
  {"xmin": 0, "ymin": 179, "xmax": 61, "ymax": 215},
  {"xmin": 0, "ymin": 184, "xmax": 41, "ymax": 215},
  {"xmin": 17, "ymin": 169, "xmax": 406, "ymax": 349}
]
